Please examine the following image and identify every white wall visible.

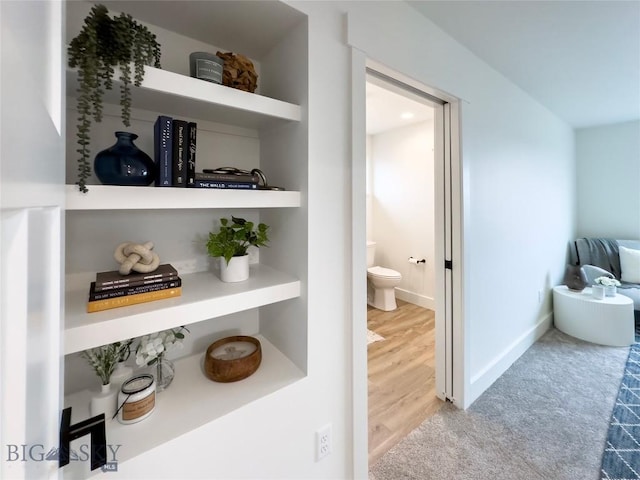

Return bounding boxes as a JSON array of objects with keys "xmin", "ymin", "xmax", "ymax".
[
  {"xmin": 576, "ymin": 120, "xmax": 640, "ymax": 239},
  {"xmin": 1, "ymin": 2, "xmax": 65, "ymax": 479},
  {"xmin": 366, "ymin": 135, "xmax": 373, "ymax": 242},
  {"xmin": 369, "ymin": 121, "xmax": 436, "ymax": 309}
]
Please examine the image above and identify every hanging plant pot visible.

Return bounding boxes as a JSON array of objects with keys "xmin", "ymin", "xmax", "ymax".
[
  {"xmin": 68, "ymin": 4, "xmax": 161, "ymax": 192},
  {"xmin": 220, "ymin": 255, "xmax": 249, "ymax": 283}
]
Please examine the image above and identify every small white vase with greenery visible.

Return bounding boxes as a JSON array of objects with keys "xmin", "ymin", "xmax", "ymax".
[
  {"xmin": 110, "ymin": 339, "xmax": 134, "ymax": 391},
  {"xmin": 82, "ymin": 341, "xmax": 131, "ymax": 419},
  {"xmin": 206, "ymin": 216, "xmax": 269, "ymax": 282},
  {"xmin": 594, "ymin": 276, "xmax": 621, "ymax": 297}
]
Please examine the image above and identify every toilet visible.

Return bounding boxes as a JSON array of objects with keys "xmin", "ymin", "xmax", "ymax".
[{"xmin": 367, "ymin": 241, "xmax": 402, "ymax": 311}]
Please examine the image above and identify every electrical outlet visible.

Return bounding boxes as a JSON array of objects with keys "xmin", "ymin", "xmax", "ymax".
[{"xmin": 316, "ymin": 424, "xmax": 332, "ymax": 461}]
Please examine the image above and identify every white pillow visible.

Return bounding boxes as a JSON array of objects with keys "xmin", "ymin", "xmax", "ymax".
[{"xmin": 619, "ymin": 246, "xmax": 640, "ymax": 284}]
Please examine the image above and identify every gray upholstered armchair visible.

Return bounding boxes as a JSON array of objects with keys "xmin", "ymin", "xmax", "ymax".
[{"xmin": 569, "ymin": 238, "xmax": 640, "ymax": 312}]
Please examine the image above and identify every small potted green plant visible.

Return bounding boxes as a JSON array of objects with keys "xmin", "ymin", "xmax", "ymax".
[{"xmin": 206, "ymin": 216, "xmax": 269, "ymax": 282}]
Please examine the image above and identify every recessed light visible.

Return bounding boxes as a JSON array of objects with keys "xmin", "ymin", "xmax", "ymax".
[{"xmin": 401, "ymin": 112, "xmax": 414, "ymax": 119}]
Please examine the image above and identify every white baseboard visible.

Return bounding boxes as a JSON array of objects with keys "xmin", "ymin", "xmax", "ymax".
[
  {"xmin": 395, "ymin": 288, "xmax": 434, "ymax": 310},
  {"xmin": 466, "ymin": 311, "xmax": 553, "ymax": 407}
]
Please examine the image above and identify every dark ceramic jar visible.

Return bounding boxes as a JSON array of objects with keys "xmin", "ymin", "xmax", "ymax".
[{"xmin": 94, "ymin": 131, "xmax": 155, "ymax": 186}]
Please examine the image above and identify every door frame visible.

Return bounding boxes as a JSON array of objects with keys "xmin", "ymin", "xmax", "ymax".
[{"xmin": 350, "ymin": 52, "xmax": 466, "ymax": 477}]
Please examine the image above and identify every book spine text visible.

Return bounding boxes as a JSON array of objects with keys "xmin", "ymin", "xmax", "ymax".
[
  {"xmin": 195, "ymin": 172, "xmax": 259, "ymax": 183},
  {"xmin": 87, "ymin": 287, "xmax": 182, "ymax": 313},
  {"xmin": 154, "ymin": 115, "xmax": 173, "ymax": 186},
  {"xmin": 187, "ymin": 122, "xmax": 197, "ymax": 187},
  {"xmin": 194, "ymin": 180, "xmax": 258, "ymax": 189},
  {"xmin": 172, "ymin": 119, "xmax": 188, "ymax": 187},
  {"xmin": 90, "ymin": 278, "xmax": 182, "ymax": 300},
  {"xmin": 94, "ymin": 275, "xmax": 179, "ymax": 292}
]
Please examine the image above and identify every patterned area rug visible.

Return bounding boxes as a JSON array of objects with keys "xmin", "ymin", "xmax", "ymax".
[
  {"xmin": 601, "ymin": 319, "xmax": 640, "ymax": 479},
  {"xmin": 367, "ymin": 329, "xmax": 384, "ymax": 345}
]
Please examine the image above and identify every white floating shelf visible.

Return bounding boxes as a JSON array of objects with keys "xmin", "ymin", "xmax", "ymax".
[
  {"xmin": 65, "ymin": 185, "xmax": 301, "ymax": 210},
  {"xmin": 65, "ymin": 265, "xmax": 300, "ymax": 355},
  {"xmin": 63, "ymin": 334, "xmax": 305, "ymax": 478},
  {"xmin": 66, "ymin": 65, "xmax": 302, "ymax": 129}
]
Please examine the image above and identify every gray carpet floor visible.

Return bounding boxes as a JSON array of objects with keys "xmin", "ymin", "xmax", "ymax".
[{"xmin": 369, "ymin": 328, "xmax": 631, "ymax": 480}]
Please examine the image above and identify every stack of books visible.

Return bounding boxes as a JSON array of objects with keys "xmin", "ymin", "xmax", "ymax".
[
  {"xmin": 154, "ymin": 113, "xmax": 262, "ymax": 190},
  {"xmin": 154, "ymin": 115, "xmax": 197, "ymax": 188},
  {"xmin": 194, "ymin": 168, "xmax": 260, "ymax": 190},
  {"xmin": 87, "ymin": 264, "xmax": 182, "ymax": 313}
]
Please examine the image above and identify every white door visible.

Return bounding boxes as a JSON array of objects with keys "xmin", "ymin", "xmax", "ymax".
[
  {"xmin": 1, "ymin": 1, "xmax": 65, "ymax": 478},
  {"xmin": 435, "ymin": 102, "xmax": 455, "ymax": 401}
]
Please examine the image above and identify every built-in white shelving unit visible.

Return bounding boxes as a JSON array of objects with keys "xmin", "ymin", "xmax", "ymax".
[{"xmin": 62, "ymin": 1, "xmax": 308, "ymax": 475}]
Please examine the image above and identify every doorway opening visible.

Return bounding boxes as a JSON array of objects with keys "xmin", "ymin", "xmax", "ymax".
[{"xmin": 365, "ymin": 70, "xmax": 446, "ymax": 463}]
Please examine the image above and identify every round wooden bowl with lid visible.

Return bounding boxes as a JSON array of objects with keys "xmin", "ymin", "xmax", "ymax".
[{"xmin": 204, "ymin": 335, "xmax": 262, "ymax": 382}]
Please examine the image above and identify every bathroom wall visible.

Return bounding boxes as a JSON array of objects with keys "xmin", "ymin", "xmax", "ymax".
[
  {"xmin": 368, "ymin": 120, "xmax": 435, "ymax": 309},
  {"xmin": 366, "ymin": 135, "xmax": 374, "ymax": 242}
]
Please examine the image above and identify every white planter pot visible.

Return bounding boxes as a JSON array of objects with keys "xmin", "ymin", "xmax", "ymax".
[
  {"xmin": 90, "ymin": 383, "xmax": 117, "ymax": 420},
  {"xmin": 604, "ymin": 285, "xmax": 617, "ymax": 297},
  {"xmin": 592, "ymin": 285, "xmax": 605, "ymax": 300},
  {"xmin": 220, "ymin": 255, "xmax": 249, "ymax": 282}
]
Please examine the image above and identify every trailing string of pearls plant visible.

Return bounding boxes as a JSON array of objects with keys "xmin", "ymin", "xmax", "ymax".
[{"xmin": 67, "ymin": 4, "xmax": 161, "ymax": 193}]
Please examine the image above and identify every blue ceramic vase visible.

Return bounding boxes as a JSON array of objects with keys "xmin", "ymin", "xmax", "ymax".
[{"xmin": 94, "ymin": 131, "xmax": 155, "ymax": 186}]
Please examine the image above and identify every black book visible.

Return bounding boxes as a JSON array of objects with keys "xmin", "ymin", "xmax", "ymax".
[
  {"xmin": 172, "ymin": 119, "xmax": 188, "ymax": 187},
  {"xmin": 194, "ymin": 179, "xmax": 258, "ymax": 189},
  {"xmin": 89, "ymin": 277, "xmax": 182, "ymax": 301},
  {"xmin": 187, "ymin": 122, "xmax": 197, "ymax": 188},
  {"xmin": 154, "ymin": 115, "xmax": 173, "ymax": 186},
  {"xmin": 95, "ymin": 264, "xmax": 179, "ymax": 289},
  {"xmin": 93, "ymin": 274, "xmax": 180, "ymax": 292},
  {"xmin": 195, "ymin": 171, "xmax": 259, "ymax": 183}
]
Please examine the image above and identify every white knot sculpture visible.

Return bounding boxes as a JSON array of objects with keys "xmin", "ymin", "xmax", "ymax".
[{"xmin": 114, "ymin": 241, "xmax": 160, "ymax": 275}]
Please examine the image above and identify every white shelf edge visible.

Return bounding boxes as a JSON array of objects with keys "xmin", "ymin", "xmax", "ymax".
[
  {"xmin": 66, "ymin": 65, "xmax": 302, "ymax": 124},
  {"xmin": 64, "ymin": 265, "xmax": 300, "ymax": 355},
  {"xmin": 62, "ymin": 334, "xmax": 305, "ymax": 478},
  {"xmin": 140, "ymin": 66, "xmax": 301, "ymax": 121},
  {"xmin": 65, "ymin": 185, "xmax": 301, "ymax": 210}
]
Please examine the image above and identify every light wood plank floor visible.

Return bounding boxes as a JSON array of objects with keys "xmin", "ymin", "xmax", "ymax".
[{"xmin": 368, "ymin": 299, "xmax": 443, "ymax": 465}]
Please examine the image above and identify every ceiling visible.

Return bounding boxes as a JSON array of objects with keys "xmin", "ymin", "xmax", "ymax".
[
  {"xmin": 408, "ymin": 0, "xmax": 640, "ymax": 129},
  {"xmin": 366, "ymin": 82, "xmax": 435, "ymax": 135}
]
